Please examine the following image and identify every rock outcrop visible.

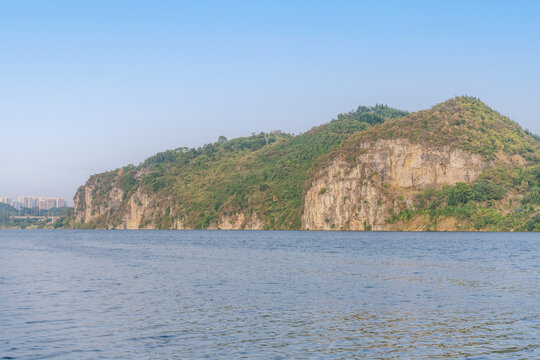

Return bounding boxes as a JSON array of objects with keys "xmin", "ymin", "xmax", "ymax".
[
  {"xmin": 302, "ymin": 139, "xmax": 488, "ymax": 230},
  {"xmin": 73, "ymin": 175, "xmax": 265, "ymax": 229},
  {"xmin": 71, "ymin": 97, "xmax": 538, "ymax": 231}
]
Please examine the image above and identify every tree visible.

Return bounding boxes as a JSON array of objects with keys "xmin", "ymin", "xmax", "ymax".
[{"xmin": 447, "ymin": 182, "xmax": 472, "ymax": 206}]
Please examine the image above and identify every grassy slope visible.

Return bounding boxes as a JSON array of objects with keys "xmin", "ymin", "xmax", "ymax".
[
  {"xmin": 76, "ymin": 97, "xmax": 540, "ymax": 231},
  {"xmin": 326, "ymin": 96, "xmax": 540, "ymax": 231},
  {"xmin": 389, "ymin": 165, "xmax": 540, "ymax": 231},
  {"xmin": 142, "ymin": 105, "xmax": 407, "ymax": 229},
  {"xmin": 338, "ymin": 96, "xmax": 537, "ymax": 159},
  {"xmin": 80, "ymin": 105, "xmax": 408, "ymax": 229}
]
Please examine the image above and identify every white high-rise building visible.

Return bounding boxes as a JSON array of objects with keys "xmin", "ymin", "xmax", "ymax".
[
  {"xmin": 18, "ymin": 196, "xmax": 35, "ymax": 208},
  {"xmin": 14, "ymin": 196, "xmax": 67, "ymax": 209}
]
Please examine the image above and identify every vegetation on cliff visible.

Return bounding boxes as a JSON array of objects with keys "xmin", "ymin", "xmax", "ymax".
[
  {"xmin": 75, "ymin": 105, "xmax": 407, "ymax": 229},
  {"xmin": 301, "ymin": 96, "xmax": 539, "ymax": 231},
  {"xmin": 390, "ymin": 165, "xmax": 540, "ymax": 231},
  {"xmin": 336, "ymin": 97, "xmax": 537, "ymax": 161},
  {"xmin": 73, "ymin": 97, "xmax": 539, "ymax": 231}
]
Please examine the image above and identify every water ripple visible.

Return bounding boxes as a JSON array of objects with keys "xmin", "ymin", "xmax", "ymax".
[{"xmin": 0, "ymin": 230, "xmax": 538, "ymax": 359}]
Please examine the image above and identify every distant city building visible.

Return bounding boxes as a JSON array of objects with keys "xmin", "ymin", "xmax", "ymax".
[
  {"xmin": 37, "ymin": 198, "xmax": 47, "ymax": 210},
  {"xmin": 47, "ymin": 198, "xmax": 56, "ymax": 210},
  {"xmin": 18, "ymin": 196, "xmax": 35, "ymax": 208},
  {"xmin": 7, "ymin": 196, "xmax": 69, "ymax": 209}
]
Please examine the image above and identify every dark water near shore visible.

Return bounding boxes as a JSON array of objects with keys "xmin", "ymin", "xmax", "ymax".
[{"xmin": 0, "ymin": 230, "xmax": 539, "ymax": 359}]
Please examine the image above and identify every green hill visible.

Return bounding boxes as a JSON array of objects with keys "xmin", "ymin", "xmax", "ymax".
[
  {"xmin": 73, "ymin": 97, "xmax": 540, "ymax": 231},
  {"xmin": 76, "ymin": 105, "xmax": 407, "ymax": 229},
  {"xmin": 316, "ymin": 96, "xmax": 539, "ymax": 231},
  {"xmin": 340, "ymin": 96, "xmax": 536, "ymax": 159}
]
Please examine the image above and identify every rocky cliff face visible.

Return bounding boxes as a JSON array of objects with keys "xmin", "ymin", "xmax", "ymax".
[
  {"xmin": 73, "ymin": 137, "xmax": 529, "ymax": 231},
  {"xmin": 73, "ymin": 175, "xmax": 123, "ymax": 225},
  {"xmin": 72, "ymin": 97, "xmax": 538, "ymax": 231},
  {"xmin": 302, "ymin": 139, "xmax": 488, "ymax": 230},
  {"xmin": 71, "ymin": 139, "xmax": 516, "ymax": 231},
  {"xmin": 73, "ymin": 169, "xmax": 157, "ymax": 229},
  {"xmin": 73, "ymin": 173, "xmax": 264, "ymax": 230},
  {"xmin": 211, "ymin": 213, "xmax": 264, "ymax": 230}
]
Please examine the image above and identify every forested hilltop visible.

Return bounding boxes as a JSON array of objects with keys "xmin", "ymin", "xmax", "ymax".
[{"xmin": 73, "ymin": 97, "xmax": 540, "ymax": 231}]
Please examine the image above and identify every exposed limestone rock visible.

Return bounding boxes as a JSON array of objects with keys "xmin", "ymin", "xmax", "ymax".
[
  {"xmin": 71, "ymin": 96, "xmax": 539, "ymax": 232},
  {"xmin": 124, "ymin": 188, "xmax": 154, "ymax": 229},
  {"xmin": 74, "ymin": 175, "xmax": 265, "ymax": 230},
  {"xmin": 302, "ymin": 139, "xmax": 488, "ymax": 231},
  {"xmin": 73, "ymin": 171, "xmax": 154, "ymax": 229},
  {"xmin": 211, "ymin": 213, "xmax": 264, "ymax": 230},
  {"xmin": 74, "ymin": 139, "xmax": 490, "ymax": 230},
  {"xmin": 73, "ymin": 178, "xmax": 124, "ymax": 225}
]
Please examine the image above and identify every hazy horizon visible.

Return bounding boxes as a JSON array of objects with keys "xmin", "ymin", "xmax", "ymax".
[{"xmin": 1, "ymin": 1, "xmax": 539, "ymax": 201}]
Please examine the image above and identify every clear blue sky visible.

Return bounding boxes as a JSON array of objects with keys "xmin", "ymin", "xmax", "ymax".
[{"xmin": 1, "ymin": 0, "xmax": 539, "ymax": 202}]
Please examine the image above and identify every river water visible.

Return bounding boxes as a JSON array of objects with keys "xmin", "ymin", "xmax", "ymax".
[{"xmin": 0, "ymin": 230, "xmax": 539, "ymax": 359}]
